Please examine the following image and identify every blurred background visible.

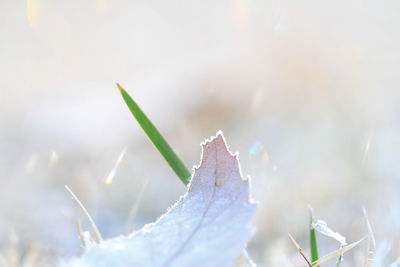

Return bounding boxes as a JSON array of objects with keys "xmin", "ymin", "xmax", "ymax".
[{"xmin": 1, "ymin": 0, "xmax": 400, "ymax": 266}]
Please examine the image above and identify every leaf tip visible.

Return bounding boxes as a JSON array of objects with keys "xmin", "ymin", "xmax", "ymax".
[
  {"xmin": 201, "ymin": 131, "xmax": 223, "ymax": 146},
  {"xmin": 200, "ymin": 131, "xmax": 233, "ymax": 158},
  {"xmin": 215, "ymin": 130, "xmax": 224, "ymax": 138},
  {"xmin": 212, "ymin": 130, "xmax": 227, "ymax": 145},
  {"xmin": 115, "ymin": 82, "xmax": 123, "ymax": 92}
]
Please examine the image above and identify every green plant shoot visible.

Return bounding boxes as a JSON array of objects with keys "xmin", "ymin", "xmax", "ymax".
[
  {"xmin": 310, "ymin": 227, "xmax": 319, "ymax": 266},
  {"xmin": 117, "ymin": 83, "xmax": 191, "ymax": 185},
  {"xmin": 308, "ymin": 206, "xmax": 319, "ymax": 266}
]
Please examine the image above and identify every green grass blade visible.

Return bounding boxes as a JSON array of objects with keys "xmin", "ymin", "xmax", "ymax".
[
  {"xmin": 310, "ymin": 227, "xmax": 319, "ymax": 266},
  {"xmin": 116, "ymin": 83, "xmax": 191, "ymax": 185},
  {"xmin": 309, "ymin": 206, "xmax": 319, "ymax": 266}
]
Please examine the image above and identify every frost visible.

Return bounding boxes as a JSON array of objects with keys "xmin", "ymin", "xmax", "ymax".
[
  {"xmin": 312, "ymin": 219, "xmax": 347, "ymax": 246},
  {"xmin": 61, "ymin": 132, "xmax": 256, "ymax": 267}
]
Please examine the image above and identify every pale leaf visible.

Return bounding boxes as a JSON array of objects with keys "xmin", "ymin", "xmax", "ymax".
[{"xmin": 62, "ymin": 132, "xmax": 256, "ymax": 267}]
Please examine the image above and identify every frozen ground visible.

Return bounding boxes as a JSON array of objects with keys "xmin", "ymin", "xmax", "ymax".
[{"xmin": 0, "ymin": 0, "xmax": 399, "ymax": 266}]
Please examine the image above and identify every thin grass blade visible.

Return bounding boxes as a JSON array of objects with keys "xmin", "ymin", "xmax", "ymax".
[
  {"xmin": 288, "ymin": 233, "xmax": 312, "ymax": 267},
  {"xmin": 116, "ymin": 83, "xmax": 191, "ymax": 185},
  {"xmin": 310, "ymin": 228, "xmax": 319, "ymax": 266},
  {"xmin": 65, "ymin": 185, "xmax": 103, "ymax": 243},
  {"xmin": 309, "ymin": 206, "xmax": 319, "ymax": 266}
]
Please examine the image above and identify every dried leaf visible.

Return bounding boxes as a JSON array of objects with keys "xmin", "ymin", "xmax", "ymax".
[
  {"xmin": 311, "ymin": 238, "xmax": 365, "ymax": 266},
  {"xmin": 62, "ymin": 132, "xmax": 256, "ymax": 267},
  {"xmin": 288, "ymin": 233, "xmax": 312, "ymax": 267}
]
